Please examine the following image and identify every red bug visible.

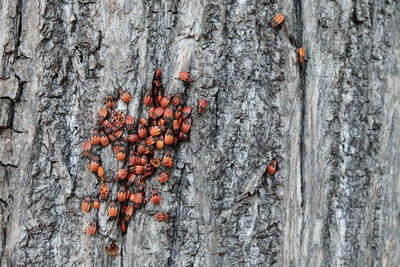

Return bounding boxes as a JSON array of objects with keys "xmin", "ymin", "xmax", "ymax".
[
  {"xmin": 89, "ymin": 156, "xmax": 100, "ymax": 172},
  {"xmin": 111, "ymin": 110, "xmax": 125, "ymax": 127},
  {"xmin": 182, "ymin": 106, "xmax": 192, "ymax": 120},
  {"xmin": 126, "ymin": 173, "xmax": 136, "ymax": 186},
  {"xmin": 124, "ymin": 134, "xmax": 139, "ymax": 143},
  {"xmin": 271, "ymin": 14, "xmax": 285, "ymax": 28},
  {"xmin": 123, "ymin": 205, "xmax": 134, "ymax": 222},
  {"xmin": 116, "ymin": 147, "xmax": 126, "ymax": 161},
  {"xmin": 154, "ymin": 69, "xmax": 162, "ymax": 80},
  {"xmin": 98, "ymin": 108, "xmax": 108, "ymax": 122},
  {"xmin": 99, "ymin": 131, "xmax": 109, "ymax": 146},
  {"xmin": 266, "ymin": 160, "xmax": 278, "ymax": 175},
  {"xmin": 108, "ymin": 129, "xmax": 123, "ymax": 142},
  {"xmin": 114, "ymin": 168, "xmax": 128, "ymax": 181},
  {"xmin": 88, "ymin": 221, "xmax": 97, "ymax": 236},
  {"xmin": 172, "ymin": 93, "xmax": 183, "ymax": 106},
  {"xmin": 125, "ymin": 115, "xmax": 135, "ymax": 131},
  {"xmin": 150, "ymin": 126, "xmax": 163, "ymax": 136},
  {"xmin": 130, "ymin": 151, "xmax": 140, "ymax": 165},
  {"xmin": 156, "ymin": 136, "xmax": 164, "ymax": 150},
  {"xmin": 140, "ymin": 155, "xmax": 148, "ymax": 165},
  {"xmin": 173, "ymin": 136, "xmax": 179, "ymax": 145},
  {"xmin": 97, "ymin": 166, "xmax": 105, "ymax": 181},
  {"xmin": 129, "ymin": 165, "xmax": 145, "ymax": 175},
  {"xmin": 157, "ymin": 118, "xmax": 166, "ymax": 126},
  {"xmin": 150, "ymin": 158, "xmax": 160, "ymax": 167},
  {"xmin": 105, "ymin": 95, "xmax": 115, "ymax": 109},
  {"xmin": 117, "ymin": 186, "xmax": 128, "ymax": 202},
  {"xmin": 153, "ymin": 79, "xmax": 162, "ymax": 88},
  {"xmin": 160, "ymin": 94, "xmax": 171, "ymax": 108},
  {"xmin": 90, "ymin": 130, "xmax": 100, "ymax": 145},
  {"xmin": 156, "ymin": 90, "xmax": 163, "ymax": 106},
  {"xmin": 93, "ymin": 198, "xmax": 100, "ymax": 209},
  {"xmin": 113, "ymin": 141, "xmax": 122, "ymax": 153},
  {"xmin": 164, "ymin": 129, "xmax": 174, "ymax": 145},
  {"xmin": 181, "ymin": 118, "xmax": 192, "ymax": 133},
  {"xmin": 173, "ymin": 120, "xmax": 181, "ymax": 132},
  {"xmin": 162, "ymin": 151, "xmax": 174, "ymax": 168},
  {"xmin": 149, "ymin": 107, "xmax": 155, "ymax": 119},
  {"xmin": 82, "ymin": 141, "xmax": 91, "ymax": 157},
  {"xmin": 298, "ymin": 47, "xmax": 306, "ymax": 63},
  {"xmin": 130, "ymin": 192, "xmax": 144, "ymax": 209},
  {"xmin": 104, "ymin": 244, "xmax": 119, "ymax": 256},
  {"xmin": 174, "ymin": 106, "xmax": 183, "ymax": 120},
  {"xmin": 100, "ymin": 182, "xmax": 110, "ymax": 200},
  {"xmin": 137, "ymin": 140, "xmax": 147, "ymax": 155},
  {"xmin": 162, "ymin": 107, "xmax": 173, "ymax": 121},
  {"xmin": 136, "ymin": 179, "xmax": 146, "ymax": 192},
  {"xmin": 179, "ymin": 71, "xmax": 193, "ymax": 83},
  {"xmin": 151, "ymin": 189, "xmax": 160, "ymax": 204},
  {"xmin": 142, "ymin": 164, "xmax": 156, "ymax": 179},
  {"xmin": 81, "ymin": 196, "xmax": 91, "ymax": 212},
  {"xmin": 198, "ymin": 98, "xmax": 208, "ymax": 114},
  {"xmin": 108, "ymin": 201, "xmax": 118, "ymax": 217},
  {"xmin": 119, "ymin": 89, "xmax": 132, "ymax": 103},
  {"xmin": 178, "ymin": 131, "xmax": 189, "ymax": 141},
  {"xmin": 152, "ymin": 107, "xmax": 165, "ymax": 120},
  {"xmin": 121, "ymin": 221, "xmax": 127, "ymax": 234},
  {"xmin": 155, "ymin": 212, "xmax": 169, "ymax": 221},
  {"xmin": 158, "ymin": 172, "xmax": 170, "ymax": 183},
  {"xmin": 138, "ymin": 123, "xmax": 147, "ymax": 139},
  {"xmin": 143, "ymin": 90, "xmax": 153, "ymax": 106},
  {"xmin": 102, "ymin": 119, "xmax": 109, "ymax": 128},
  {"xmin": 139, "ymin": 117, "xmax": 148, "ymax": 127},
  {"xmin": 146, "ymin": 136, "xmax": 157, "ymax": 146}
]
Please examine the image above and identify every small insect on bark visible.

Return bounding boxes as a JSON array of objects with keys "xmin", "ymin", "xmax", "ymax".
[
  {"xmin": 108, "ymin": 201, "xmax": 118, "ymax": 217},
  {"xmin": 198, "ymin": 98, "xmax": 208, "ymax": 114},
  {"xmin": 100, "ymin": 182, "xmax": 110, "ymax": 200},
  {"xmin": 271, "ymin": 14, "xmax": 285, "ymax": 28},
  {"xmin": 82, "ymin": 141, "xmax": 91, "ymax": 157},
  {"xmin": 105, "ymin": 96, "xmax": 115, "ymax": 109},
  {"xmin": 90, "ymin": 130, "xmax": 100, "ymax": 145},
  {"xmin": 143, "ymin": 90, "xmax": 153, "ymax": 106},
  {"xmin": 87, "ymin": 221, "xmax": 97, "ymax": 236},
  {"xmin": 158, "ymin": 172, "xmax": 170, "ymax": 183},
  {"xmin": 116, "ymin": 147, "xmax": 126, "ymax": 161},
  {"xmin": 117, "ymin": 186, "xmax": 128, "ymax": 202},
  {"xmin": 155, "ymin": 212, "xmax": 169, "ymax": 221},
  {"xmin": 151, "ymin": 189, "xmax": 161, "ymax": 204},
  {"xmin": 119, "ymin": 89, "xmax": 132, "ymax": 103},
  {"xmin": 179, "ymin": 71, "xmax": 193, "ymax": 83},
  {"xmin": 162, "ymin": 151, "xmax": 174, "ymax": 168},
  {"xmin": 81, "ymin": 196, "xmax": 91, "ymax": 212},
  {"xmin": 104, "ymin": 244, "xmax": 119, "ymax": 256},
  {"xmin": 298, "ymin": 47, "xmax": 306, "ymax": 64},
  {"xmin": 266, "ymin": 160, "xmax": 279, "ymax": 175},
  {"xmin": 125, "ymin": 115, "xmax": 135, "ymax": 131},
  {"xmin": 93, "ymin": 198, "xmax": 100, "ymax": 209},
  {"xmin": 89, "ymin": 155, "xmax": 100, "ymax": 172}
]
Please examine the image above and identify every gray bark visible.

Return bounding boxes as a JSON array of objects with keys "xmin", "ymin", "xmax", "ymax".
[{"xmin": 0, "ymin": 0, "xmax": 399, "ymax": 266}]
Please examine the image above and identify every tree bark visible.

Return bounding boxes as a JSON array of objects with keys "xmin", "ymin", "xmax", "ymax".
[{"xmin": 0, "ymin": 0, "xmax": 399, "ymax": 266}]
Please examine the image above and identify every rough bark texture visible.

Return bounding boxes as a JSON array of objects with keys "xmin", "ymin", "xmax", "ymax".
[{"xmin": 0, "ymin": 0, "xmax": 399, "ymax": 266}]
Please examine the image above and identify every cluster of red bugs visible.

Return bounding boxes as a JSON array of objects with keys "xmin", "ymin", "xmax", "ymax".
[
  {"xmin": 271, "ymin": 13, "xmax": 306, "ymax": 64},
  {"xmin": 81, "ymin": 69, "xmax": 208, "ymax": 237}
]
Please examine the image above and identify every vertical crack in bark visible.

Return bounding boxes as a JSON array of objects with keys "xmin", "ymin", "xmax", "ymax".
[
  {"xmin": 168, "ymin": 163, "xmax": 185, "ymax": 266},
  {"xmin": 294, "ymin": 0, "xmax": 306, "ymax": 248},
  {"xmin": 14, "ymin": 0, "xmax": 23, "ymax": 61}
]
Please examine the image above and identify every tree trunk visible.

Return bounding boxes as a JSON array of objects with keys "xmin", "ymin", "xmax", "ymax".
[{"xmin": 0, "ymin": 0, "xmax": 399, "ymax": 266}]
